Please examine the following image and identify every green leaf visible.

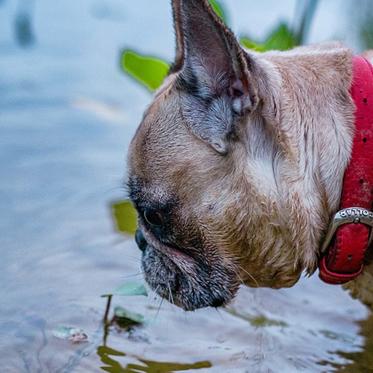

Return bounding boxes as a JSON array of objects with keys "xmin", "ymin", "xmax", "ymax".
[
  {"xmin": 240, "ymin": 38, "xmax": 267, "ymax": 52},
  {"xmin": 53, "ymin": 327, "xmax": 71, "ymax": 339},
  {"xmin": 264, "ymin": 23, "xmax": 295, "ymax": 51},
  {"xmin": 114, "ymin": 306, "xmax": 145, "ymax": 325},
  {"xmin": 102, "ymin": 282, "xmax": 148, "ymax": 298},
  {"xmin": 121, "ymin": 50, "xmax": 169, "ymax": 91},
  {"xmin": 111, "ymin": 200, "xmax": 138, "ymax": 236},
  {"xmin": 241, "ymin": 23, "xmax": 296, "ymax": 53},
  {"xmin": 52, "ymin": 327, "xmax": 88, "ymax": 343},
  {"xmin": 209, "ymin": 0, "xmax": 227, "ymax": 23}
]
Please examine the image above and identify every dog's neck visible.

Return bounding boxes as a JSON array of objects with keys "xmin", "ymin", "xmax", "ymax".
[{"xmin": 245, "ymin": 43, "xmax": 357, "ymax": 272}]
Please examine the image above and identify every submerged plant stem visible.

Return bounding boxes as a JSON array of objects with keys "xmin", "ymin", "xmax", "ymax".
[{"xmin": 103, "ymin": 295, "xmax": 112, "ymax": 324}]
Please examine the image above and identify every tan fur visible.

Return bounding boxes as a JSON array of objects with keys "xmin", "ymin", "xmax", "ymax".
[{"xmin": 127, "ymin": 0, "xmax": 373, "ymax": 310}]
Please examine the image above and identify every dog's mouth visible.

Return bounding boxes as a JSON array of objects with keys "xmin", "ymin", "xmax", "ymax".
[{"xmin": 135, "ymin": 224, "xmax": 239, "ymax": 311}]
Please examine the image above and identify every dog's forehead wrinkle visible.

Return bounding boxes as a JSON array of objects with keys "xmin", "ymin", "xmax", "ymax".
[
  {"xmin": 131, "ymin": 94, "xmax": 196, "ymax": 172},
  {"xmin": 127, "ymin": 174, "xmax": 178, "ymax": 211},
  {"xmin": 144, "ymin": 185, "xmax": 172, "ymax": 205}
]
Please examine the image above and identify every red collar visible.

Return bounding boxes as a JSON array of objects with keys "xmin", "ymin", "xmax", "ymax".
[{"xmin": 319, "ymin": 55, "xmax": 373, "ymax": 284}]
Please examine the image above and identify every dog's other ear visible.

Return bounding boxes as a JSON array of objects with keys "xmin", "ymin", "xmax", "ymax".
[{"xmin": 172, "ymin": 0, "xmax": 258, "ymax": 154}]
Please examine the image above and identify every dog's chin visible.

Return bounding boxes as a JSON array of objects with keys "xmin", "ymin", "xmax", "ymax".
[{"xmin": 139, "ymin": 229, "xmax": 239, "ymax": 311}]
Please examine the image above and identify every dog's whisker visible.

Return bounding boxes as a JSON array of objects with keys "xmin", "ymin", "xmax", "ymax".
[
  {"xmin": 120, "ymin": 272, "xmax": 143, "ymax": 279},
  {"xmin": 104, "ymin": 186, "xmax": 127, "ymax": 195},
  {"xmin": 238, "ymin": 266, "xmax": 260, "ymax": 287},
  {"xmin": 151, "ymin": 285, "xmax": 161, "ymax": 302},
  {"xmin": 232, "ymin": 267, "xmax": 245, "ymax": 286},
  {"xmin": 167, "ymin": 282, "xmax": 175, "ymax": 305},
  {"xmin": 122, "ymin": 255, "xmax": 142, "ymax": 264},
  {"xmin": 154, "ymin": 294, "xmax": 164, "ymax": 321},
  {"xmin": 213, "ymin": 306, "xmax": 225, "ymax": 321}
]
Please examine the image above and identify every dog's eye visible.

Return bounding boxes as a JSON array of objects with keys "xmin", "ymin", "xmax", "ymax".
[{"xmin": 143, "ymin": 209, "xmax": 164, "ymax": 227}]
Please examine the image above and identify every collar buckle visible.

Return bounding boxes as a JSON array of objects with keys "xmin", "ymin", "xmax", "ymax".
[
  {"xmin": 321, "ymin": 207, "xmax": 373, "ymax": 254},
  {"xmin": 319, "ymin": 207, "xmax": 373, "ymax": 284}
]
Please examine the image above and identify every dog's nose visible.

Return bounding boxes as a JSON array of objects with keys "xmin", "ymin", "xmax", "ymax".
[
  {"xmin": 211, "ymin": 297, "xmax": 225, "ymax": 308},
  {"xmin": 135, "ymin": 229, "xmax": 147, "ymax": 252}
]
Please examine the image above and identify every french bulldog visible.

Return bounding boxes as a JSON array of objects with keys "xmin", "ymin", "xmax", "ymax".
[{"xmin": 127, "ymin": 0, "xmax": 373, "ymax": 311}]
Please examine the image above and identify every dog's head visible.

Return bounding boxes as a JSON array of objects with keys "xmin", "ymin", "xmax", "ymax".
[{"xmin": 127, "ymin": 0, "xmax": 354, "ymax": 310}]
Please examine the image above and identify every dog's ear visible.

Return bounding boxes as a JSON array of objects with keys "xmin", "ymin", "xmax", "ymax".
[
  {"xmin": 170, "ymin": 0, "xmax": 185, "ymax": 73},
  {"xmin": 171, "ymin": 0, "xmax": 258, "ymax": 154}
]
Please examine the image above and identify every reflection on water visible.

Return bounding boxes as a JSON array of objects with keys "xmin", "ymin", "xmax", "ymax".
[
  {"xmin": 98, "ymin": 345, "xmax": 212, "ymax": 373},
  {"xmin": 1, "ymin": 0, "xmax": 373, "ymax": 372},
  {"xmin": 14, "ymin": 11, "xmax": 34, "ymax": 46},
  {"xmin": 328, "ymin": 314, "xmax": 373, "ymax": 373},
  {"xmin": 14, "ymin": 0, "xmax": 35, "ymax": 47}
]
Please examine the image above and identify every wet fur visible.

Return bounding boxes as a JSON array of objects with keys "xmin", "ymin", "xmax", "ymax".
[{"xmin": 128, "ymin": 0, "xmax": 373, "ymax": 310}]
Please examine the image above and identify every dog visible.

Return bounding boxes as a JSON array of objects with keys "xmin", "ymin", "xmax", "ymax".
[{"xmin": 127, "ymin": 0, "xmax": 373, "ymax": 311}]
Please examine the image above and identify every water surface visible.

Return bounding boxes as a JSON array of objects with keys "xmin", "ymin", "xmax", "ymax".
[{"xmin": 0, "ymin": 1, "xmax": 372, "ymax": 372}]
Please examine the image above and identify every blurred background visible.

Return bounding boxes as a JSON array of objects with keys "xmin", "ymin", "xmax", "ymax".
[{"xmin": 1, "ymin": 1, "xmax": 373, "ymax": 372}]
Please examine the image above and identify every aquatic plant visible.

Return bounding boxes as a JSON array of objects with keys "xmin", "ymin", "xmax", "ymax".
[{"xmin": 102, "ymin": 282, "xmax": 148, "ymax": 328}]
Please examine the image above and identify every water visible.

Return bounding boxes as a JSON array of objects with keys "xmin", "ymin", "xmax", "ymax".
[{"xmin": 0, "ymin": 0, "xmax": 372, "ymax": 372}]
